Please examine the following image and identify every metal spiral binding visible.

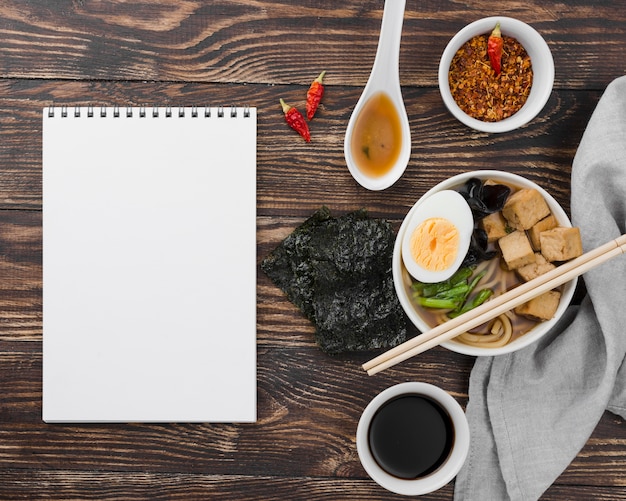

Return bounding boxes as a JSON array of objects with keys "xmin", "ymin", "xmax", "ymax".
[{"xmin": 47, "ymin": 105, "xmax": 252, "ymax": 118}]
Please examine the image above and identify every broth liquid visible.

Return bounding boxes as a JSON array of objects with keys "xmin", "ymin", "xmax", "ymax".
[
  {"xmin": 350, "ymin": 92, "xmax": 402, "ymax": 178},
  {"xmin": 368, "ymin": 394, "xmax": 454, "ymax": 479}
]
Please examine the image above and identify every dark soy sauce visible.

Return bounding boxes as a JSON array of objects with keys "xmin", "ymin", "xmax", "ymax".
[{"xmin": 368, "ymin": 394, "xmax": 454, "ymax": 479}]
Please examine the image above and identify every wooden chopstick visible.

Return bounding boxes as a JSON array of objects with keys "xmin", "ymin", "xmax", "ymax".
[{"xmin": 363, "ymin": 234, "xmax": 626, "ymax": 376}]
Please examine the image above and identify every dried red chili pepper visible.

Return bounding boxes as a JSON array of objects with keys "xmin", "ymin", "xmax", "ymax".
[
  {"xmin": 280, "ymin": 98, "xmax": 310, "ymax": 142},
  {"xmin": 487, "ymin": 22, "xmax": 503, "ymax": 75},
  {"xmin": 306, "ymin": 70, "xmax": 326, "ymax": 120}
]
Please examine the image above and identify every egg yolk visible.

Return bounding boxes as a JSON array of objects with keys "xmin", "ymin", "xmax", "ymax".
[{"xmin": 409, "ymin": 217, "xmax": 460, "ymax": 271}]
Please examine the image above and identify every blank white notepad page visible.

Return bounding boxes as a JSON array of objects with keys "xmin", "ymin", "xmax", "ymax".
[{"xmin": 42, "ymin": 106, "xmax": 256, "ymax": 422}]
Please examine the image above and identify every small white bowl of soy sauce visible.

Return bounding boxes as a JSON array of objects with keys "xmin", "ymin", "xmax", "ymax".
[{"xmin": 356, "ymin": 382, "xmax": 469, "ymax": 496}]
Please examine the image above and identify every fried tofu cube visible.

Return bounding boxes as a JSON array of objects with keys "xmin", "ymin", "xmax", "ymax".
[
  {"xmin": 540, "ymin": 227, "xmax": 583, "ymax": 262},
  {"xmin": 516, "ymin": 253, "xmax": 556, "ymax": 282},
  {"xmin": 502, "ymin": 188, "xmax": 551, "ymax": 231},
  {"xmin": 481, "ymin": 212, "xmax": 510, "ymax": 243},
  {"xmin": 498, "ymin": 230, "xmax": 535, "ymax": 269},
  {"xmin": 528, "ymin": 214, "xmax": 558, "ymax": 251},
  {"xmin": 515, "ymin": 290, "xmax": 562, "ymax": 321}
]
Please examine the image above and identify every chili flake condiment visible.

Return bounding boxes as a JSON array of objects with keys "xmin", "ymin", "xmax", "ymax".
[{"xmin": 448, "ymin": 33, "xmax": 533, "ymax": 122}]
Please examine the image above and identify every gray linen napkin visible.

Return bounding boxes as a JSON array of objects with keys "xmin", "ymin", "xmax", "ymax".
[{"xmin": 454, "ymin": 75, "xmax": 626, "ymax": 501}]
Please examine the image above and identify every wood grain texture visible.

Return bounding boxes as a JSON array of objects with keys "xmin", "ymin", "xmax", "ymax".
[
  {"xmin": 0, "ymin": 0, "xmax": 624, "ymax": 88},
  {"xmin": 1, "ymin": 0, "xmax": 625, "ymax": 499}
]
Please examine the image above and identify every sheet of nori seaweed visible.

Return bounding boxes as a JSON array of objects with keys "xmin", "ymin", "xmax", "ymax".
[{"xmin": 261, "ymin": 207, "xmax": 407, "ymax": 354}]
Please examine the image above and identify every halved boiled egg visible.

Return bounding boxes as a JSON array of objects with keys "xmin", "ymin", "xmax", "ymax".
[{"xmin": 401, "ymin": 190, "xmax": 474, "ymax": 283}]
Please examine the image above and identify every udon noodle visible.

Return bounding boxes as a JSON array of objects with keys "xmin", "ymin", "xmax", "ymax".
[
  {"xmin": 408, "ymin": 253, "xmax": 544, "ymax": 348},
  {"xmin": 456, "ymin": 314, "xmax": 512, "ymax": 348}
]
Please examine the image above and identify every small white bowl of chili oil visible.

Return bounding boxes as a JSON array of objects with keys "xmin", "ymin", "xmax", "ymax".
[{"xmin": 438, "ymin": 17, "xmax": 554, "ymax": 133}]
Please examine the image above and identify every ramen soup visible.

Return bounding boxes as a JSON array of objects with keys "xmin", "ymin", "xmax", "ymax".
[
  {"xmin": 404, "ymin": 178, "xmax": 578, "ymax": 349},
  {"xmin": 407, "ymin": 256, "xmax": 541, "ymax": 348}
]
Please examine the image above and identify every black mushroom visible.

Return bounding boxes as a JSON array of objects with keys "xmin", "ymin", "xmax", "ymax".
[
  {"xmin": 458, "ymin": 178, "xmax": 511, "ymax": 267},
  {"xmin": 458, "ymin": 177, "xmax": 511, "ymax": 220}
]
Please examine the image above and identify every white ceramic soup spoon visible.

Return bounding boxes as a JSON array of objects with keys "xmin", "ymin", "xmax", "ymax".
[{"xmin": 344, "ymin": 0, "xmax": 411, "ymax": 191}]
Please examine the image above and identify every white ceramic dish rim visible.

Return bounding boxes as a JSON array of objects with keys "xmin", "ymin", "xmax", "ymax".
[
  {"xmin": 356, "ymin": 382, "xmax": 470, "ymax": 496},
  {"xmin": 438, "ymin": 16, "xmax": 555, "ymax": 133},
  {"xmin": 392, "ymin": 170, "xmax": 577, "ymax": 357}
]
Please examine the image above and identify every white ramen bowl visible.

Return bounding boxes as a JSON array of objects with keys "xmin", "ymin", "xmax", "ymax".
[
  {"xmin": 438, "ymin": 17, "xmax": 554, "ymax": 133},
  {"xmin": 392, "ymin": 170, "xmax": 577, "ymax": 357}
]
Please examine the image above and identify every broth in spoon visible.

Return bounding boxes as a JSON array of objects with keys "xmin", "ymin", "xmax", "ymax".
[{"xmin": 349, "ymin": 91, "xmax": 403, "ymax": 178}]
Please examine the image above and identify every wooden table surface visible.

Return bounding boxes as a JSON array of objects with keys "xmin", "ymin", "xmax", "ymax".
[{"xmin": 1, "ymin": 1, "xmax": 625, "ymax": 499}]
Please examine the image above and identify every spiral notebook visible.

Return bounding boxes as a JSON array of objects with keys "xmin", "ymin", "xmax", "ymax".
[{"xmin": 42, "ymin": 106, "xmax": 257, "ymax": 423}]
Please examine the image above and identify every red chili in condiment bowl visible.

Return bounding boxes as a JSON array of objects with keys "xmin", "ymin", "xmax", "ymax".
[{"xmin": 438, "ymin": 17, "xmax": 554, "ymax": 133}]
